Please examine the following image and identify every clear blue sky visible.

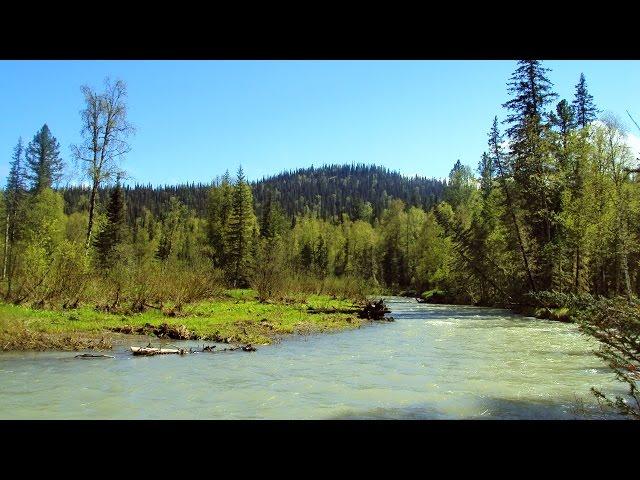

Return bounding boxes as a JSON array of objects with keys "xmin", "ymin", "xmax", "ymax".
[{"xmin": 1, "ymin": 60, "xmax": 639, "ymax": 186}]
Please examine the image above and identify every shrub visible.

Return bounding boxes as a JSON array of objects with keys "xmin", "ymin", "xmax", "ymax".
[
  {"xmin": 250, "ymin": 238, "xmax": 289, "ymax": 302},
  {"xmin": 421, "ymin": 289, "xmax": 449, "ymax": 303},
  {"xmin": 166, "ymin": 263, "xmax": 225, "ymax": 312},
  {"xmin": 574, "ymin": 297, "xmax": 640, "ymax": 419}
]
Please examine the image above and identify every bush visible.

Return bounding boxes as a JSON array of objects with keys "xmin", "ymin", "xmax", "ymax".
[
  {"xmin": 250, "ymin": 238, "xmax": 289, "ymax": 302},
  {"xmin": 5, "ymin": 240, "xmax": 91, "ymax": 309},
  {"xmin": 124, "ymin": 261, "xmax": 164, "ymax": 312},
  {"xmin": 574, "ymin": 297, "xmax": 640, "ymax": 419},
  {"xmin": 165, "ymin": 263, "xmax": 225, "ymax": 312},
  {"xmin": 421, "ymin": 289, "xmax": 449, "ymax": 303},
  {"xmin": 526, "ymin": 290, "xmax": 597, "ymax": 310},
  {"xmin": 46, "ymin": 241, "xmax": 92, "ymax": 308},
  {"xmin": 320, "ymin": 275, "xmax": 375, "ymax": 303},
  {"xmin": 6, "ymin": 242, "xmax": 50, "ymax": 305}
]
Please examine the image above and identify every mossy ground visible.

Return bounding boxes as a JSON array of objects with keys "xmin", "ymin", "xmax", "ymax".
[{"xmin": 0, "ymin": 289, "xmax": 364, "ymax": 351}]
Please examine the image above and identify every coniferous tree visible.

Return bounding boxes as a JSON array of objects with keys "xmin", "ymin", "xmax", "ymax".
[
  {"xmin": 226, "ymin": 167, "xmax": 257, "ymax": 287},
  {"xmin": 551, "ymin": 99, "xmax": 576, "ymax": 149},
  {"xmin": 260, "ymin": 190, "xmax": 273, "ymax": 238},
  {"xmin": 300, "ymin": 241, "xmax": 314, "ymax": 273},
  {"xmin": 155, "ymin": 232, "xmax": 172, "ymax": 261},
  {"xmin": 155, "ymin": 197, "xmax": 187, "ymax": 262},
  {"xmin": 478, "ymin": 152, "xmax": 494, "ymax": 199},
  {"xmin": 25, "ymin": 124, "xmax": 64, "ymax": 191},
  {"xmin": 206, "ymin": 173, "xmax": 233, "ymax": 268},
  {"xmin": 314, "ymin": 236, "xmax": 329, "ymax": 276},
  {"xmin": 572, "ymin": 73, "xmax": 598, "ymax": 128},
  {"xmin": 93, "ymin": 181, "xmax": 126, "ymax": 269},
  {"xmin": 489, "ymin": 117, "xmax": 537, "ymax": 293},
  {"xmin": 502, "ymin": 60, "xmax": 559, "ymax": 288},
  {"xmin": 3, "ymin": 138, "xmax": 27, "ymax": 281}
]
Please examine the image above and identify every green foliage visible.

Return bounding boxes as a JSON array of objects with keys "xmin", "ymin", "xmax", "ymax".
[
  {"xmin": 573, "ymin": 73, "xmax": 598, "ymax": 128},
  {"xmin": 250, "ymin": 236, "xmax": 289, "ymax": 302},
  {"xmin": 25, "ymin": 124, "xmax": 64, "ymax": 191},
  {"xmin": 574, "ymin": 297, "xmax": 640, "ymax": 418},
  {"xmin": 6, "ymin": 61, "xmax": 640, "ymax": 415},
  {"xmin": 226, "ymin": 167, "xmax": 257, "ymax": 287},
  {"xmin": 93, "ymin": 182, "xmax": 127, "ymax": 269},
  {"xmin": 421, "ymin": 289, "xmax": 448, "ymax": 303}
]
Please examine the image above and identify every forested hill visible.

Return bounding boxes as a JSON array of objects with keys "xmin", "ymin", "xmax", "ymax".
[
  {"xmin": 253, "ymin": 165, "xmax": 445, "ymax": 220},
  {"xmin": 62, "ymin": 164, "xmax": 446, "ymax": 223}
]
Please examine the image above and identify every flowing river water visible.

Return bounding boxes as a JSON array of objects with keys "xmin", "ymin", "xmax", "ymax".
[{"xmin": 0, "ymin": 297, "xmax": 627, "ymax": 419}]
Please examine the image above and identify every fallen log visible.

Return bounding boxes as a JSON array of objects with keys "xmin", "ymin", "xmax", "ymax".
[
  {"xmin": 131, "ymin": 343, "xmax": 257, "ymax": 356},
  {"xmin": 130, "ymin": 346, "xmax": 187, "ymax": 356},
  {"xmin": 75, "ymin": 353, "xmax": 115, "ymax": 359}
]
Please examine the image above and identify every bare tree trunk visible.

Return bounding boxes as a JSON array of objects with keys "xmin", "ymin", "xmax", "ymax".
[{"xmin": 85, "ymin": 180, "xmax": 99, "ymax": 249}]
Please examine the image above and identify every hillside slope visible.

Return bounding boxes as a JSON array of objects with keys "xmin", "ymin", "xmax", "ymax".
[{"xmin": 62, "ymin": 163, "xmax": 446, "ymax": 222}]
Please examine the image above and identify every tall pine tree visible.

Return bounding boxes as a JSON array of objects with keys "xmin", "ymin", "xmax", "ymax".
[
  {"xmin": 3, "ymin": 138, "xmax": 27, "ymax": 281},
  {"xmin": 226, "ymin": 167, "xmax": 257, "ymax": 287},
  {"xmin": 572, "ymin": 73, "xmax": 598, "ymax": 128},
  {"xmin": 502, "ymin": 60, "xmax": 558, "ymax": 288},
  {"xmin": 205, "ymin": 171, "xmax": 234, "ymax": 268},
  {"xmin": 488, "ymin": 117, "xmax": 537, "ymax": 293},
  {"xmin": 25, "ymin": 124, "xmax": 64, "ymax": 191}
]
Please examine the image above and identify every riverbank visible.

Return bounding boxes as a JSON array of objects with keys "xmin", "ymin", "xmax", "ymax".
[
  {"xmin": 408, "ymin": 290, "xmax": 576, "ymax": 323},
  {"xmin": 0, "ymin": 289, "xmax": 366, "ymax": 351},
  {"xmin": 0, "ymin": 297, "xmax": 621, "ymax": 419}
]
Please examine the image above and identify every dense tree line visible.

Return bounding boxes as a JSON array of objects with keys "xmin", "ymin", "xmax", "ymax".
[
  {"xmin": 61, "ymin": 164, "xmax": 446, "ymax": 226},
  {"xmin": 3, "ymin": 62, "xmax": 640, "ymax": 308},
  {"xmin": 3, "ymin": 61, "xmax": 639, "ymax": 416},
  {"xmin": 427, "ymin": 60, "xmax": 640, "ymax": 305}
]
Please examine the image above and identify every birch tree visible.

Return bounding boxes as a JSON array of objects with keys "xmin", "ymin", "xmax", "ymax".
[{"xmin": 71, "ymin": 78, "xmax": 134, "ymax": 249}]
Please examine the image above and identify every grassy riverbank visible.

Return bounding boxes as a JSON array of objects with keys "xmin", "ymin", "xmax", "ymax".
[{"xmin": 0, "ymin": 289, "xmax": 365, "ymax": 351}]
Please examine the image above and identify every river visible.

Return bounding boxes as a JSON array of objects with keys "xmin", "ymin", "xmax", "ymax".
[{"xmin": 0, "ymin": 297, "xmax": 626, "ymax": 419}]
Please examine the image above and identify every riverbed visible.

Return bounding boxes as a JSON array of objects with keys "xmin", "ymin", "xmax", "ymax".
[{"xmin": 0, "ymin": 297, "xmax": 626, "ymax": 419}]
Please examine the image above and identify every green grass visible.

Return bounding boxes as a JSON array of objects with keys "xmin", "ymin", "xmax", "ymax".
[{"xmin": 0, "ymin": 290, "xmax": 364, "ymax": 350}]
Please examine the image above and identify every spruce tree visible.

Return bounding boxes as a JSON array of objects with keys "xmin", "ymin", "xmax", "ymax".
[
  {"xmin": 206, "ymin": 175, "xmax": 233, "ymax": 268},
  {"xmin": 477, "ymin": 152, "xmax": 494, "ymax": 199},
  {"xmin": 300, "ymin": 241, "xmax": 314, "ymax": 272},
  {"xmin": 488, "ymin": 117, "xmax": 537, "ymax": 293},
  {"xmin": 503, "ymin": 60, "xmax": 557, "ymax": 140},
  {"xmin": 260, "ymin": 190, "xmax": 274, "ymax": 239},
  {"xmin": 502, "ymin": 60, "xmax": 558, "ymax": 288},
  {"xmin": 551, "ymin": 100, "xmax": 576, "ymax": 143},
  {"xmin": 3, "ymin": 138, "xmax": 27, "ymax": 281},
  {"xmin": 569, "ymin": 75, "xmax": 597, "ymax": 289},
  {"xmin": 572, "ymin": 73, "xmax": 598, "ymax": 128},
  {"xmin": 155, "ymin": 197, "xmax": 186, "ymax": 262},
  {"xmin": 155, "ymin": 233, "xmax": 172, "ymax": 261},
  {"xmin": 93, "ymin": 181, "xmax": 126, "ymax": 269},
  {"xmin": 226, "ymin": 167, "xmax": 256, "ymax": 287},
  {"xmin": 502, "ymin": 60, "xmax": 557, "ymax": 190},
  {"xmin": 314, "ymin": 236, "xmax": 329, "ymax": 276},
  {"xmin": 25, "ymin": 124, "xmax": 64, "ymax": 191}
]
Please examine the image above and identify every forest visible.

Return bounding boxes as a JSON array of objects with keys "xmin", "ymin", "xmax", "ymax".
[
  {"xmin": 4, "ymin": 62, "xmax": 640, "ymax": 309},
  {"xmin": 2, "ymin": 60, "xmax": 640, "ymax": 417}
]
